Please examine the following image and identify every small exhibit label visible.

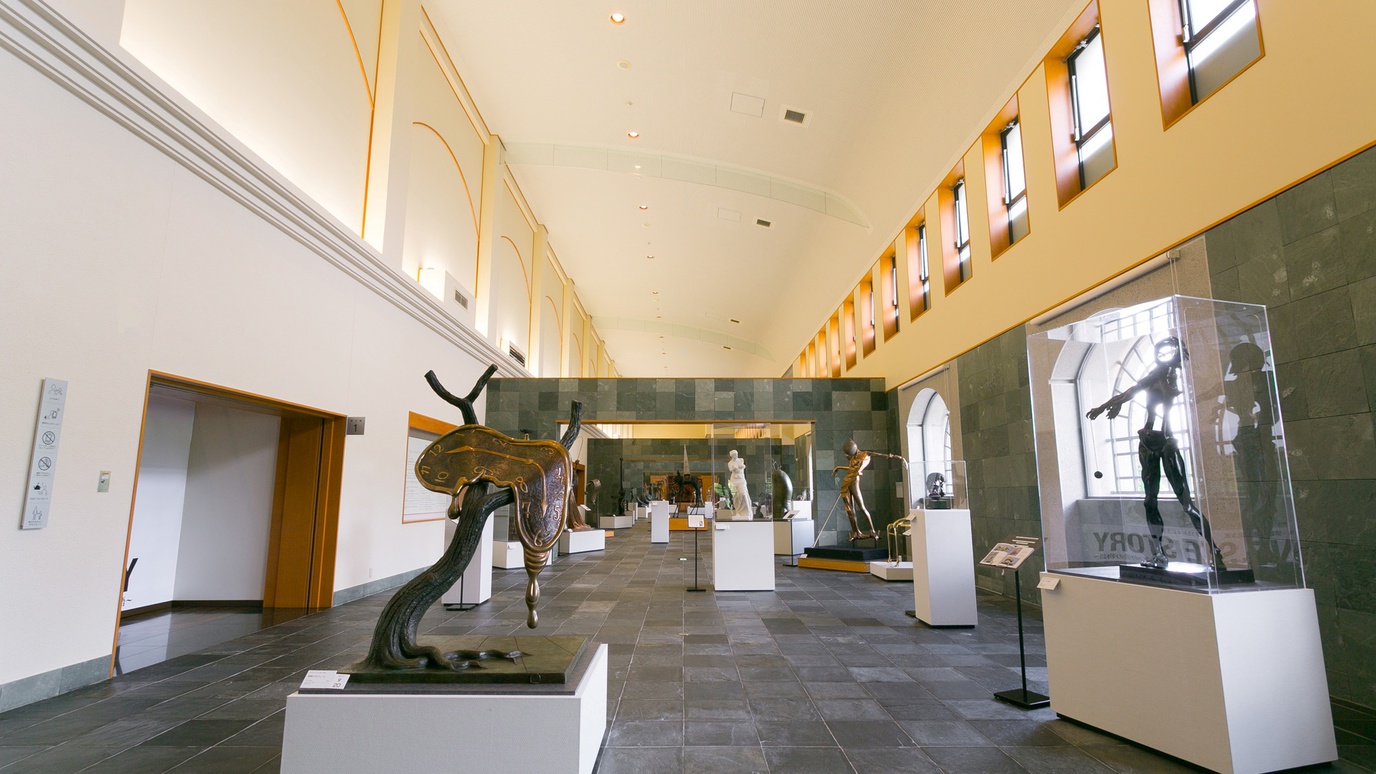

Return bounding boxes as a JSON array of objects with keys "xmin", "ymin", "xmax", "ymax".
[
  {"xmin": 1037, "ymin": 575, "xmax": 1060, "ymax": 591},
  {"xmin": 301, "ymin": 670, "xmax": 350, "ymax": 690},
  {"xmin": 688, "ymin": 514, "xmax": 705, "ymax": 529},
  {"xmin": 21, "ymin": 378, "xmax": 68, "ymax": 530}
]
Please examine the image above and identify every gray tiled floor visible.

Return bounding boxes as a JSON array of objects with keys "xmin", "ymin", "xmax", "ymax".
[{"xmin": 0, "ymin": 518, "xmax": 1371, "ymax": 773}]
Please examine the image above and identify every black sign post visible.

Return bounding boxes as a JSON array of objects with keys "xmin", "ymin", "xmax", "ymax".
[{"xmin": 980, "ymin": 536, "xmax": 1049, "ymax": 709}]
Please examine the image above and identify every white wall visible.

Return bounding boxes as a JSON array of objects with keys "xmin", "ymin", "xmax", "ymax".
[
  {"xmin": 123, "ymin": 393, "xmax": 195, "ymax": 610},
  {"xmin": 173, "ymin": 405, "xmax": 280, "ymax": 601},
  {"xmin": 0, "ymin": 27, "xmax": 493, "ymax": 687}
]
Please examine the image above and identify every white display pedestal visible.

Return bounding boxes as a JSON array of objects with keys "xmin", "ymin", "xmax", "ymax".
[
  {"xmin": 909, "ymin": 508, "xmax": 977, "ymax": 626},
  {"xmin": 558, "ymin": 529, "xmax": 605, "ymax": 554},
  {"xmin": 650, "ymin": 501, "xmax": 669, "ymax": 544},
  {"xmin": 442, "ymin": 516, "xmax": 493, "ymax": 606},
  {"xmin": 493, "ymin": 541, "xmax": 522, "ymax": 569},
  {"xmin": 281, "ymin": 645, "xmax": 608, "ymax": 774},
  {"xmin": 598, "ymin": 514, "xmax": 633, "ymax": 530},
  {"xmin": 870, "ymin": 561, "xmax": 913, "ymax": 581},
  {"xmin": 773, "ymin": 518, "xmax": 814, "ymax": 556},
  {"xmin": 1042, "ymin": 573, "xmax": 1336, "ymax": 774},
  {"xmin": 712, "ymin": 521, "xmax": 775, "ymax": 591}
]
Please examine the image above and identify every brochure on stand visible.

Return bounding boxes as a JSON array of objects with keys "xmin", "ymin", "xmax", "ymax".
[{"xmin": 979, "ymin": 536, "xmax": 1040, "ymax": 570}]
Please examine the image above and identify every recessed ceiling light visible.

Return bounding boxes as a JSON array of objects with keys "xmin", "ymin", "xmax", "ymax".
[
  {"xmin": 638, "ymin": 204, "xmax": 649, "ymax": 210},
  {"xmin": 646, "ymin": 255, "xmax": 654, "ymax": 260},
  {"xmin": 627, "ymin": 130, "xmax": 639, "ymax": 139},
  {"xmin": 616, "ymin": 60, "xmax": 631, "ymax": 70},
  {"xmin": 610, "ymin": 12, "xmax": 625, "ymax": 24},
  {"xmin": 651, "ymin": 290, "xmax": 659, "ymax": 295}
]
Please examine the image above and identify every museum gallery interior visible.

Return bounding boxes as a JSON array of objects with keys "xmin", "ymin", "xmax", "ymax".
[{"xmin": 1, "ymin": 1, "xmax": 1374, "ymax": 772}]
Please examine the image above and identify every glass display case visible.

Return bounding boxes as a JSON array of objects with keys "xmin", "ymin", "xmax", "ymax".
[
  {"xmin": 708, "ymin": 423, "xmax": 812, "ymax": 521},
  {"xmin": 906, "ymin": 459, "xmax": 968, "ymax": 511},
  {"xmin": 1026, "ymin": 295, "xmax": 1301, "ymax": 591}
]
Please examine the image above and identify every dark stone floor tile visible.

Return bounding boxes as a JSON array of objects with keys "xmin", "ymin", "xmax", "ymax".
[
  {"xmin": 78, "ymin": 745, "xmax": 201, "ymax": 774},
  {"xmin": 755, "ymin": 720, "xmax": 835, "ymax": 747},
  {"xmin": 1005, "ymin": 744, "xmax": 1117, "ymax": 773},
  {"xmin": 828, "ymin": 719, "xmax": 913, "ymax": 748},
  {"xmin": 682, "ymin": 745, "xmax": 767, "ymax": 772},
  {"xmin": 900, "ymin": 718, "xmax": 996, "ymax": 746},
  {"xmin": 742, "ymin": 681, "xmax": 807, "ymax": 699},
  {"xmin": 847, "ymin": 746, "xmax": 945, "ymax": 774},
  {"xmin": 621, "ymin": 681, "xmax": 684, "ymax": 700},
  {"xmin": 1079, "ymin": 744, "xmax": 1199, "ymax": 773},
  {"xmin": 684, "ymin": 721, "xmax": 759, "ymax": 747},
  {"xmin": 0, "ymin": 744, "xmax": 118, "ymax": 773},
  {"xmin": 684, "ymin": 699, "xmax": 751, "ymax": 721},
  {"xmin": 968, "ymin": 719, "xmax": 1069, "ymax": 746},
  {"xmin": 749, "ymin": 697, "xmax": 820, "ymax": 722},
  {"xmin": 762, "ymin": 746, "xmax": 854, "ymax": 773},
  {"xmin": 593, "ymin": 746, "xmax": 683, "ymax": 774},
  {"xmin": 166, "ymin": 745, "xmax": 278, "ymax": 773},
  {"xmin": 923, "ymin": 745, "xmax": 1030, "ymax": 774},
  {"xmin": 142, "ymin": 719, "xmax": 256, "ymax": 747},
  {"xmin": 606, "ymin": 720, "xmax": 683, "ymax": 747}
]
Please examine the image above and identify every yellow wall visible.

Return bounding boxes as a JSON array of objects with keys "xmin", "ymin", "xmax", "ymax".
[{"xmin": 806, "ymin": 0, "xmax": 1376, "ymax": 387}]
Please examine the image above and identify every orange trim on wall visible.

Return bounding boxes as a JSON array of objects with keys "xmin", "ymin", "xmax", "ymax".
[
  {"xmin": 981, "ymin": 96, "xmax": 1023, "ymax": 259},
  {"xmin": 335, "ymin": 0, "xmax": 376, "ymax": 107},
  {"xmin": 358, "ymin": 0, "xmax": 387, "ymax": 238},
  {"xmin": 411, "ymin": 121, "xmax": 481, "ymax": 241},
  {"xmin": 938, "ymin": 160, "xmax": 967, "ymax": 296}
]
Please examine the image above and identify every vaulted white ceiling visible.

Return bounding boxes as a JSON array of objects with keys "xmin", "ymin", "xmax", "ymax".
[{"xmin": 425, "ymin": 1, "xmax": 1086, "ymax": 377}]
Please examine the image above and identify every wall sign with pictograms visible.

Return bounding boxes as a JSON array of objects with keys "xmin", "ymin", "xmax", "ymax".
[{"xmin": 21, "ymin": 378, "xmax": 67, "ymax": 530}]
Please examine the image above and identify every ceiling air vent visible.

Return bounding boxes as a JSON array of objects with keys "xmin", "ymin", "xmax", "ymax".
[
  {"xmin": 507, "ymin": 344, "xmax": 527, "ymax": 367},
  {"xmin": 780, "ymin": 106, "xmax": 811, "ymax": 126},
  {"xmin": 756, "ymin": 218, "xmax": 772, "ymax": 228},
  {"xmin": 454, "ymin": 289, "xmax": 469, "ymax": 309}
]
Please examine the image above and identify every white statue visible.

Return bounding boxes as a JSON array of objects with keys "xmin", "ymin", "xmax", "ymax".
[{"xmin": 727, "ymin": 449, "xmax": 752, "ymax": 520}]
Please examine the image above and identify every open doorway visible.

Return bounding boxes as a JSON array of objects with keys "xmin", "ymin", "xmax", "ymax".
[{"xmin": 114, "ymin": 372, "xmax": 344, "ymax": 673}]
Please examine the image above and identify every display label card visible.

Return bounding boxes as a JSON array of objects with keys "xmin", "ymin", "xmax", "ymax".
[
  {"xmin": 1036, "ymin": 575, "xmax": 1060, "ymax": 591},
  {"xmin": 301, "ymin": 670, "xmax": 350, "ymax": 690},
  {"xmin": 21, "ymin": 378, "xmax": 67, "ymax": 530},
  {"xmin": 688, "ymin": 513, "xmax": 705, "ymax": 529},
  {"xmin": 979, "ymin": 535, "xmax": 1041, "ymax": 570},
  {"xmin": 715, "ymin": 523, "xmax": 729, "ymax": 531}
]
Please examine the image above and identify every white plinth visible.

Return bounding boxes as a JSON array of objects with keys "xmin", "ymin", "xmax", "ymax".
[
  {"xmin": 282, "ymin": 644, "xmax": 608, "ymax": 774},
  {"xmin": 599, "ymin": 514, "xmax": 634, "ymax": 530},
  {"xmin": 442, "ymin": 516, "xmax": 493, "ymax": 606},
  {"xmin": 650, "ymin": 501, "xmax": 670, "ymax": 544},
  {"xmin": 1042, "ymin": 573, "xmax": 1335, "ymax": 774},
  {"xmin": 773, "ymin": 518, "xmax": 814, "ymax": 556},
  {"xmin": 870, "ymin": 561, "xmax": 913, "ymax": 581},
  {"xmin": 559, "ymin": 529, "xmax": 606, "ymax": 554},
  {"xmin": 712, "ymin": 521, "xmax": 775, "ymax": 591},
  {"xmin": 493, "ymin": 540, "xmax": 523, "ymax": 569},
  {"xmin": 909, "ymin": 508, "xmax": 977, "ymax": 626}
]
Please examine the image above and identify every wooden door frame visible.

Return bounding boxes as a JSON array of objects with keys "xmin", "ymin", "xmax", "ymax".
[{"xmin": 113, "ymin": 371, "xmax": 345, "ymax": 674}]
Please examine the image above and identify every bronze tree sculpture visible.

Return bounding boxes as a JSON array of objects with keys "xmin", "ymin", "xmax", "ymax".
[{"xmin": 351, "ymin": 365, "xmax": 581, "ymax": 673}]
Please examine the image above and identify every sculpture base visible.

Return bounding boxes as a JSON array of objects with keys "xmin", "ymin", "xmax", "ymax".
[
  {"xmin": 805, "ymin": 545, "xmax": 889, "ymax": 562},
  {"xmin": 284, "ymin": 644, "xmax": 607, "ymax": 774},
  {"xmin": 340, "ymin": 636, "xmax": 588, "ymax": 686},
  {"xmin": 869, "ymin": 560, "xmax": 913, "ymax": 581},
  {"xmin": 1118, "ymin": 562, "xmax": 1255, "ymax": 589}
]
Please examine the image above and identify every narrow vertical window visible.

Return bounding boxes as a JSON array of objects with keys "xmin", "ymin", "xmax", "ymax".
[
  {"xmin": 917, "ymin": 223, "xmax": 930, "ymax": 312},
  {"xmin": 1068, "ymin": 26, "xmax": 1114, "ymax": 190},
  {"xmin": 953, "ymin": 179, "xmax": 971, "ymax": 283},
  {"xmin": 1001, "ymin": 120, "xmax": 1028, "ymax": 244},
  {"xmin": 1179, "ymin": 0, "xmax": 1260, "ymax": 102}
]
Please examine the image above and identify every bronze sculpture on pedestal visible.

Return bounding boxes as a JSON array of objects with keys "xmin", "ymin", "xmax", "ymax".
[{"xmin": 348, "ymin": 365, "xmax": 581, "ymax": 676}]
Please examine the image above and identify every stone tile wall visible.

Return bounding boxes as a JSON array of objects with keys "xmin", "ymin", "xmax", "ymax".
[
  {"xmin": 485, "ymin": 378, "xmax": 903, "ymax": 545},
  {"xmin": 1206, "ymin": 145, "xmax": 1376, "ymax": 708},
  {"xmin": 956, "ymin": 327, "xmax": 1042, "ymax": 606}
]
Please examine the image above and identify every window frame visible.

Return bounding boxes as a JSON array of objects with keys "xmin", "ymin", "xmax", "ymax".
[
  {"xmin": 1179, "ymin": 0, "xmax": 1259, "ymax": 103},
  {"xmin": 952, "ymin": 178, "xmax": 971, "ymax": 283},
  {"xmin": 1067, "ymin": 25, "xmax": 1112, "ymax": 191},
  {"xmin": 1000, "ymin": 119, "xmax": 1028, "ymax": 244}
]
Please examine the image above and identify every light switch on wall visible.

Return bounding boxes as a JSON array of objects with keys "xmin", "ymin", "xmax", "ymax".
[{"xmin": 97, "ymin": 471, "xmax": 111, "ymax": 492}]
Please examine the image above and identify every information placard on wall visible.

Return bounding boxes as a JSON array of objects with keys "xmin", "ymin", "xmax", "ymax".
[{"xmin": 22, "ymin": 378, "xmax": 68, "ymax": 530}]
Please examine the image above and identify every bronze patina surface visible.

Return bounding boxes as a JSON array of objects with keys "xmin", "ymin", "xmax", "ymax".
[{"xmin": 343, "ymin": 636, "xmax": 588, "ymax": 685}]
